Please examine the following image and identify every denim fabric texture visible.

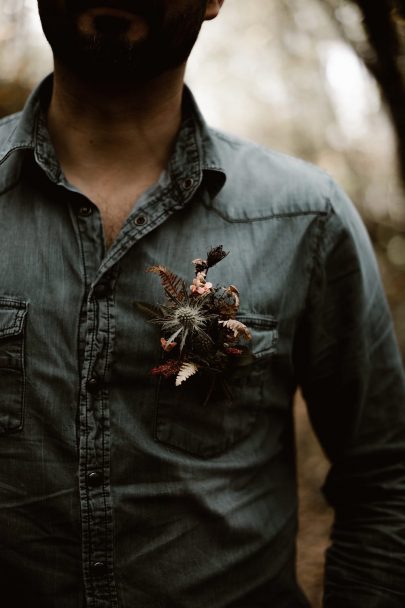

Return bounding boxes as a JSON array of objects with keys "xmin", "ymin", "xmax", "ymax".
[{"xmin": 0, "ymin": 75, "xmax": 404, "ymax": 608}]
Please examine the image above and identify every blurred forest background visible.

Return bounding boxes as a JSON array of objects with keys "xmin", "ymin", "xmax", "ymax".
[{"xmin": 1, "ymin": 0, "xmax": 404, "ymax": 606}]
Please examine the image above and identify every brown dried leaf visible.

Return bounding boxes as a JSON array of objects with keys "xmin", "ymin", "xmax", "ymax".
[
  {"xmin": 219, "ymin": 319, "xmax": 252, "ymax": 340},
  {"xmin": 147, "ymin": 265, "xmax": 184, "ymax": 302},
  {"xmin": 206, "ymin": 246, "xmax": 229, "ymax": 268},
  {"xmin": 228, "ymin": 285, "xmax": 240, "ymax": 310}
]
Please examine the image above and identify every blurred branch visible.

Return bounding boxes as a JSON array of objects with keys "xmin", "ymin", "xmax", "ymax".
[{"xmin": 323, "ymin": 0, "xmax": 405, "ymax": 193}]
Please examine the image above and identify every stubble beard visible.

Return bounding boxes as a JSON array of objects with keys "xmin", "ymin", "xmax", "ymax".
[{"xmin": 37, "ymin": 1, "xmax": 207, "ymax": 85}]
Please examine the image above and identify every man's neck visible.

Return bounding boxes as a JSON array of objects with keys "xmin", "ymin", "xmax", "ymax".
[
  {"xmin": 46, "ymin": 62, "xmax": 187, "ymax": 247},
  {"xmin": 47, "ymin": 61, "xmax": 186, "ymax": 183}
]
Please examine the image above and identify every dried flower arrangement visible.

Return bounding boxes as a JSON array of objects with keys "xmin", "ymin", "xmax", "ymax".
[{"xmin": 143, "ymin": 246, "xmax": 253, "ymax": 388}]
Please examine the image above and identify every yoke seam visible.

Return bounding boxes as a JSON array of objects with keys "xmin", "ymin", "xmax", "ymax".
[{"xmin": 208, "ymin": 205, "xmax": 329, "ymax": 224}]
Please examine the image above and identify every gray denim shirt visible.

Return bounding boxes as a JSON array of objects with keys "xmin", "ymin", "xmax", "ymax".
[{"xmin": 0, "ymin": 76, "xmax": 405, "ymax": 608}]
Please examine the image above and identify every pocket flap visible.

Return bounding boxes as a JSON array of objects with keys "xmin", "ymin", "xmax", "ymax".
[
  {"xmin": 237, "ymin": 314, "xmax": 278, "ymax": 359},
  {"xmin": 0, "ymin": 298, "xmax": 28, "ymax": 338}
]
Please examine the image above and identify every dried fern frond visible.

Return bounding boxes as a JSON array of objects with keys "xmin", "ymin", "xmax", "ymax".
[
  {"xmin": 175, "ymin": 362, "xmax": 198, "ymax": 386},
  {"xmin": 148, "ymin": 265, "xmax": 185, "ymax": 302},
  {"xmin": 147, "ymin": 265, "xmax": 165, "ymax": 274},
  {"xmin": 219, "ymin": 319, "xmax": 252, "ymax": 340}
]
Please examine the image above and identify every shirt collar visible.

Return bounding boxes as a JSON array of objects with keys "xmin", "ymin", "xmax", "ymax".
[
  {"xmin": 0, "ymin": 79, "xmax": 44, "ymax": 162},
  {"xmin": 0, "ymin": 74, "xmax": 226, "ymax": 199}
]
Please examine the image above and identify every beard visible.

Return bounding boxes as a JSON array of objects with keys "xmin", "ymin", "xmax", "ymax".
[{"xmin": 37, "ymin": 0, "xmax": 207, "ymax": 84}]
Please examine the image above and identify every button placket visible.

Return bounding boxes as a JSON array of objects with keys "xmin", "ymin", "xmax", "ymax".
[
  {"xmin": 76, "ymin": 231, "xmax": 119, "ymax": 606},
  {"xmin": 70, "ymin": 134, "xmax": 202, "ymax": 605}
]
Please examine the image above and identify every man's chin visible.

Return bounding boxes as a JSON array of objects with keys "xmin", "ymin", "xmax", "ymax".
[{"xmin": 54, "ymin": 47, "xmax": 169, "ymax": 86}]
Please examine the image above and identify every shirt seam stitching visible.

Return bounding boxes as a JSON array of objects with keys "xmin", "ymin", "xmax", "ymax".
[{"xmin": 208, "ymin": 206, "xmax": 329, "ymax": 224}]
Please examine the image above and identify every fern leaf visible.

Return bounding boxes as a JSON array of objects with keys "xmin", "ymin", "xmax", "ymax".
[
  {"xmin": 175, "ymin": 362, "xmax": 198, "ymax": 386},
  {"xmin": 147, "ymin": 265, "xmax": 184, "ymax": 302},
  {"xmin": 147, "ymin": 264, "xmax": 165, "ymax": 275},
  {"xmin": 219, "ymin": 319, "xmax": 252, "ymax": 340}
]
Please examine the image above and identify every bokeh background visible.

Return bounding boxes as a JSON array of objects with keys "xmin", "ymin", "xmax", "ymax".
[{"xmin": 1, "ymin": 1, "xmax": 404, "ymax": 605}]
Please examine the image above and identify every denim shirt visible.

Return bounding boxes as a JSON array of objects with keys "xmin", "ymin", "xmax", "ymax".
[{"xmin": 0, "ymin": 76, "xmax": 405, "ymax": 608}]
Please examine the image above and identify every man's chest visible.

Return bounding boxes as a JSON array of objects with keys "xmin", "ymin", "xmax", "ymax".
[
  {"xmin": 62, "ymin": 165, "xmax": 164, "ymax": 248},
  {"xmin": 96, "ymin": 195, "xmax": 136, "ymax": 247},
  {"xmin": 74, "ymin": 182, "xmax": 150, "ymax": 248}
]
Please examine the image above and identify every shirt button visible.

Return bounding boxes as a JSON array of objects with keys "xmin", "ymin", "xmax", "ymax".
[
  {"xmin": 87, "ymin": 377, "xmax": 100, "ymax": 394},
  {"xmin": 78, "ymin": 205, "xmax": 93, "ymax": 217},
  {"xmin": 134, "ymin": 214, "xmax": 147, "ymax": 226},
  {"xmin": 93, "ymin": 282, "xmax": 110, "ymax": 298},
  {"xmin": 90, "ymin": 562, "xmax": 107, "ymax": 576},
  {"xmin": 87, "ymin": 472, "xmax": 103, "ymax": 487},
  {"xmin": 183, "ymin": 178, "xmax": 194, "ymax": 190}
]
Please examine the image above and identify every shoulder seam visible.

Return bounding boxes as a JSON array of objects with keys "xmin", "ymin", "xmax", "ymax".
[{"xmin": 304, "ymin": 201, "xmax": 334, "ymax": 313}]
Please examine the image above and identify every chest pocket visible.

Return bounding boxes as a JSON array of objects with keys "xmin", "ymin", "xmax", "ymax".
[
  {"xmin": 154, "ymin": 314, "xmax": 278, "ymax": 458},
  {"xmin": 0, "ymin": 297, "xmax": 28, "ymax": 435}
]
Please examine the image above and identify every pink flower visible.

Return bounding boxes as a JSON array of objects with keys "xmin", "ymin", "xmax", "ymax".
[
  {"xmin": 190, "ymin": 271, "xmax": 213, "ymax": 295},
  {"xmin": 160, "ymin": 338, "xmax": 177, "ymax": 352}
]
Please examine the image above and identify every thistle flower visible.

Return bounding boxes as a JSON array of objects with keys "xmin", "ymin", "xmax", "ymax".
[{"xmin": 155, "ymin": 294, "xmax": 213, "ymax": 353}]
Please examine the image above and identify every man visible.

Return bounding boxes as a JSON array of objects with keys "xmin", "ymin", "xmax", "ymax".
[{"xmin": 0, "ymin": 0, "xmax": 404, "ymax": 606}]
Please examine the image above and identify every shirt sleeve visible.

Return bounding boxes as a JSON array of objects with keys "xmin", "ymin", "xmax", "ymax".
[{"xmin": 293, "ymin": 177, "xmax": 405, "ymax": 607}]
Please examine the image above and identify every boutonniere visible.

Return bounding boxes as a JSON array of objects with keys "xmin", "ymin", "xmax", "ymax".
[{"xmin": 144, "ymin": 245, "xmax": 253, "ymax": 387}]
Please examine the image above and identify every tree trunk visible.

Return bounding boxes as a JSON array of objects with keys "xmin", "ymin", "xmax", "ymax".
[{"xmin": 325, "ymin": 0, "xmax": 405, "ymax": 190}]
